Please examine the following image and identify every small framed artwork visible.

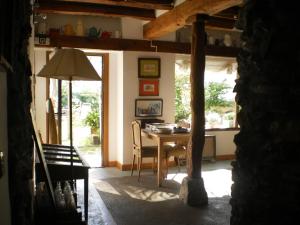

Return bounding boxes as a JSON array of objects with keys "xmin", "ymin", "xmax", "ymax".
[
  {"xmin": 139, "ymin": 80, "xmax": 159, "ymax": 96},
  {"xmin": 135, "ymin": 99, "xmax": 163, "ymax": 117},
  {"xmin": 138, "ymin": 58, "xmax": 160, "ymax": 78}
]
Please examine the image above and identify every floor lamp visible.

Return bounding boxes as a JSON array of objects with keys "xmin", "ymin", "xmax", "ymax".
[{"xmin": 37, "ymin": 48, "xmax": 101, "ymax": 170}]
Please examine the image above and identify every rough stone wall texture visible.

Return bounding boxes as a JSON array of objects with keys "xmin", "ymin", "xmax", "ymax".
[
  {"xmin": 0, "ymin": 0, "xmax": 33, "ymax": 225},
  {"xmin": 231, "ymin": 1, "xmax": 300, "ymax": 225}
]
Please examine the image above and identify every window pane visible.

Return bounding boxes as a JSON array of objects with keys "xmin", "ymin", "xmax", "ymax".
[{"xmin": 175, "ymin": 56, "xmax": 237, "ymax": 129}]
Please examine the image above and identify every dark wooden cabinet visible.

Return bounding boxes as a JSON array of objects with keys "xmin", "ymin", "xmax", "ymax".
[{"xmin": 35, "ymin": 144, "xmax": 89, "ymax": 224}]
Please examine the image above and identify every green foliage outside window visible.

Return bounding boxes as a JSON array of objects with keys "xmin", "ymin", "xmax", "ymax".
[
  {"xmin": 175, "ymin": 72, "xmax": 191, "ymax": 123},
  {"xmin": 205, "ymin": 81, "xmax": 233, "ymax": 114},
  {"xmin": 175, "ymin": 59, "xmax": 236, "ymax": 128}
]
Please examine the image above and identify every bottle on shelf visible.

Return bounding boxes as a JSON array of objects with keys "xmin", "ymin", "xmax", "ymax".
[
  {"xmin": 63, "ymin": 181, "xmax": 76, "ymax": 210},
  {"xmin": 54, "ymin": 181, "xmax": 66, "ymax": 209}
]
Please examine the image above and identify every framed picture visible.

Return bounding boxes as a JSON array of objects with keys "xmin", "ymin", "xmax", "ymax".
[
  {"xmin": 138, "ymin": 58, "xmax": 160, "ymax": 78},
  {"xmin": 135, "ymin": 99, "xmax": 163, "ymax": 117},
  {"xmin": 139, "ymin": 80, "xmax": 159, "ymax": 96}
]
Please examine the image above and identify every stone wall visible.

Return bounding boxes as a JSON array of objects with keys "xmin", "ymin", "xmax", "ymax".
[
  {"xmin": 0, "ymin": 0, "xmax": 33, "ymax": 225},
  {"xmin": 231, "ymin": 1, "xmax": 300, "ymax": 225}
]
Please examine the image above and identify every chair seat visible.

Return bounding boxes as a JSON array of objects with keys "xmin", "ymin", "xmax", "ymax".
[
  {"xmin": 165, "ymin": 144, "xmax": 187, "ymax": 174},
  {"xmin": 166, "ymin": 144, "xmax": 186, "ymax": 158}
]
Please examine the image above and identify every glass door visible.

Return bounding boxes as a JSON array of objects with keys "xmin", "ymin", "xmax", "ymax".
[{"xmin": 49, "ymin": 54, "xmax": 104, "ymax": 167}]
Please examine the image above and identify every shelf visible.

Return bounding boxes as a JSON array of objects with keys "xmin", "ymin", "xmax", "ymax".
[{"xmin": 35, "ymin": 35, "xmax": 240, "ymax": 57}]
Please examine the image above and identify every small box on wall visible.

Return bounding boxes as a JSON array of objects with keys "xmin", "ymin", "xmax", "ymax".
[{"xmin": 139, "ymin": 79, "xmax": 159, "ymax": 96}]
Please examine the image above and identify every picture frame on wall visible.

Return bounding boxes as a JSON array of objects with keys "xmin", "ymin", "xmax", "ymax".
[
  {"xmin": 138, "ymin": 58, "xmax": 160, "ymax": 78},
  {"xmin": 135, "ymin": 98, "xmax": 163, "ymax": 117},
  {"xmin": 139, "ymin": 80, "xmax": 159, "ymax": 96}
]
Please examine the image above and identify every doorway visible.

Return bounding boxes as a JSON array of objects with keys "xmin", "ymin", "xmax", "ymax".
[{"xmin": 47, "ymin": 52, "xmax": 109, "ymax": 167}]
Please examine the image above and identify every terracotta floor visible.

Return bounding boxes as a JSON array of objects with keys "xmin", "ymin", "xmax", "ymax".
[{"xmin": 77, "ymin": 160, "xmax": 233, "ymax": 225}]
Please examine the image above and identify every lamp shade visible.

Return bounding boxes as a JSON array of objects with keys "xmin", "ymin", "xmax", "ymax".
[{"xmin": 37, "ymin": 48, "xmax": 101, "ymax": 81}]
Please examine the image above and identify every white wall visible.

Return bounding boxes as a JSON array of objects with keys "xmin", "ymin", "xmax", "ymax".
[
  {"xmin": 40, "ymin": 14, "xmax": 121, "ymax": 38},
  {"xmin": 121, "ymin": 18, "xmax": 143, "ymax": 39},
  {"xmin": 108, "ymin": 51, "xmax": 124, "ymax": 163},
  {"xmin": 206, "ymin": 130, "xmax": 238, "ymax": 156},
  {"xmin": 122, "ymin": 17, "xmax": 176, "ymax": 41},
  {"xmin": 122, "ymin": 51, "xmax": 175, "ymax": 164},
  {"xmin": 34, "ymin": 49, "xmax": 47, "ymax": 142},
  {"xmin": 0, "ymin": 68, "xmax": 11, "ymax": 225}
]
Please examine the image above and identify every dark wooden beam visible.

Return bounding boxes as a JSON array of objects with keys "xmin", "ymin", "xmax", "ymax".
[
  {"xmin": 37, "ymin": 35, "xmax": 190, "ymax": 53},
  {"xmin": 180, "ymin": 13, "xmax": 208, "ymax": 207},
  {"xmin": 143, "ymin": 0, "xmax": 242, "ymax": 39},
  {"xmin": 35, "ymin": 1, "xmax": 156, "ymax": 20},
  {"xmin": 39, "ymin": 0, "xmax": 174, "ymax": 10},
  {"xmin": 35, "ymin": 35, "xmax": 240, "ymax": 56},
  {"xmin": 188, "ymin": 14, "xmax": 208, "ymax": 179},
  {"xmin": 206, "ymin": 16, "xmax": 236, "ymax": 29},
  {"xmin": 215, "ymin": 6, "xmax": 240, "ymax": 19},
  {"xmin": 187, "ymin": 15, "xmax": 237, "ymax": 30}
]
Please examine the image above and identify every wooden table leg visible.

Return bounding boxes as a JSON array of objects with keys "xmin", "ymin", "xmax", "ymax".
[
  {"xmin": 157, "ymin": 139, "xmax": 163, "ymax": 187},
  {"xmin": 84, "ymin": 173, "xmax": 89, "ymax": 223}
]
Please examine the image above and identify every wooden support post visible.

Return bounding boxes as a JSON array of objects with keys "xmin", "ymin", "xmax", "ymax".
[
  {"xmin": 179, "ymin": 14, "xmax": 208, "ymax": 207},
  {"xmin": 57, "ymin": 80, "xmax": 62, "ymax": 144}
]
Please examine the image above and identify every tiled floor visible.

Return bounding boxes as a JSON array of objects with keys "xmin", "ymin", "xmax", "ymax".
[{"xmin": 77, "ymin": 160, "xmax": 233, "ymax": 225}]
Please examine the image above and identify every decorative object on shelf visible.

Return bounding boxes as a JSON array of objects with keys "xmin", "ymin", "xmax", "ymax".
[
  {"xmin": 208, "ymin": 35, "xmax": 215, "ymax": 45},
  {"xmin": 34, "ymin": 35, "xmax": 50, "ymax": 45},
  {"xmin": 139, "ymin": 79, "xmax": 159, "ymax": 96},
  {"xmin": 75, "ymin": 19, "xmax": 84, "ymax": 36},
  {"xmin": 135, "ymin": 98, "xmax": 163, "ymax": 117},
  {"xmin": 63, "ymin": 24, "xmax": 75, "ymax": 36},
  {"xmin": 223, "ymin": 34, "xmax": 232, "ymax": 47},
  {"xmin": 63, "ymin": 181, "xmax": 76, "ymax": 210},
  {"xmin": 100, "ymin": 31, "xmax": 112, "ymax": 39},
  {"xmin": 138, "ymin": 58, "xmax": 160, "ymax": 78},
  {"xmin": 54, "ymin": 182, "xmax": 66, "ymax": 209},
  {"xmin": 49, "ymin": 28, "xmax": 60, "ymax": 38},
  {"xmin": 88, "ymin": 26, "xmax": 101, "ymax": 38},
  {"xmin": 35, "ymin": 17, "xmax": 50, "ymax": 45},
  {"xmin": 114, "ymin": 30, "xmax": 121, "ymax": 38},
  {"xmin": 37, "ymin": 21, "xmax": 47, "ymax": 35}
]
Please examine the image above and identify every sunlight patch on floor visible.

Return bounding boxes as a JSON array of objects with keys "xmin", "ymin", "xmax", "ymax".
[
  {"xmin": 124, "ymin": 185, "xmax": 178, "ymax": 202},
  {"xmin": 167, "ymin": 169, "xmax": 232, "ymax": 198}
]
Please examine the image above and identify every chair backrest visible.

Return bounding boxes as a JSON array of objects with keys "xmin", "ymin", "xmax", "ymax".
[{"xmin": 132, "ymin": 120, "xmax": 142, "ymax": 150}]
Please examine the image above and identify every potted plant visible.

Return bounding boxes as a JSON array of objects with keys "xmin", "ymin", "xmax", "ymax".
[{"xmin": 84, "ymin": 109, "xmax": 100, "ymax": 144}]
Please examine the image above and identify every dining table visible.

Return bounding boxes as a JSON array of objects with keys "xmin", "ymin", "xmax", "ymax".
[{"xmin": 141, "ymin": 129, "xmax": 190, "ymax": 187}]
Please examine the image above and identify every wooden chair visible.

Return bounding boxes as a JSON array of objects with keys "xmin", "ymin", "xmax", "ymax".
[
  {"xmin": 131, "ymin": 120, "xmax": 157, "ymax": 181},
  {"xmin": 165, "ymin": 141, "xmax": 187, "ymax": 174}
]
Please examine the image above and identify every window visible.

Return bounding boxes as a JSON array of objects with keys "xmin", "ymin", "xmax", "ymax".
[{"xmin": 175, "ymin": 56, "xmax": 238, "ymax": 129}]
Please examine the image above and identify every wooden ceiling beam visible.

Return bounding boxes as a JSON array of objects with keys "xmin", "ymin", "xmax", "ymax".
[
  {"xmin": 39, "ymin": 0, "xmax": 174, "ymax": 10},
  {"xmin": 35, "ymin": 1, "xmax": 156, "ymax": 20},
  {"xmin": 143, "ymin": 0, "xmax": 242, "ymax": 39}
]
